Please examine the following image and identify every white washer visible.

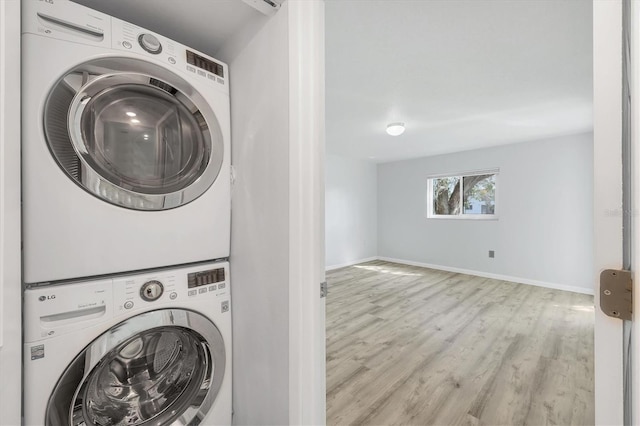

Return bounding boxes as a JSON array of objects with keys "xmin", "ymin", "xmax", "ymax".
[
  {"xmin": 22, "ymin": 1, "xmax": 231, "ymax": 283},
  {"xmin": 23, "ymin": 261, "xmax": 232, "ymax": 426}
]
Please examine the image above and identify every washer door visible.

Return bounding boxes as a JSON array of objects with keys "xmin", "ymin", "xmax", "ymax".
[
  {"xmin": 44, "ymin": 57, "xmax": 224, "ymax": 211},
  {"xmin": 45, "ymin": 309, "xmax": 226, "ymax": 426}
]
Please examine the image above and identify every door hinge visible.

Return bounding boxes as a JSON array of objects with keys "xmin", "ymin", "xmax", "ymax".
[
  {"xmin": 600, "ymin": 269, "xmax": 632, "ymax": 320},
  {"xmin": 320, "ymin": 281, "xmax": 327, "ymax": 298}
]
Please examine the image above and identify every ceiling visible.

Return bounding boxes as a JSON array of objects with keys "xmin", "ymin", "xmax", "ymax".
[
  {"xmin": 325, "ymin": 0, "xmax": 593, "ymax": 163},
  {"xmin": 73, "ymin": 0, "xmax": 593, "ymax": 164}
]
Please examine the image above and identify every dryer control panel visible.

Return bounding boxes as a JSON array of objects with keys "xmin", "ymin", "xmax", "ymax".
[
  {"xmin": 111, "ymin": 18, "xmax": 229, "ymax": 92},
  {"xmin": 22, "ymin": 0, "xmax": 229, "ymax": 93}
]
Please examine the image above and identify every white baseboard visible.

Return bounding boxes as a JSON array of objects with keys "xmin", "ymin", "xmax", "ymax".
[
  {"xmin": 377, "ymin": 256, "xmax": 594, "ymax": 296},
  {"xmin": 325, "ymin": 256, "xmax": 379, "ymax": 271}
]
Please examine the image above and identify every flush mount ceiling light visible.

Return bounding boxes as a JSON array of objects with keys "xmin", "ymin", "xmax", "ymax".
[{"xmin": 386, "ymin": 122, "xmax": 405, "ymax": 136}]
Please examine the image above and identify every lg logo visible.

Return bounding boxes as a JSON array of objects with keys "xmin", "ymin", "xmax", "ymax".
[{"xmin": 38, "ymin": 295, "xmax": 56, "ymax": 302}]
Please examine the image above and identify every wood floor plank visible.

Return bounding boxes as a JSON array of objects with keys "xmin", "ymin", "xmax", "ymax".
[{"xmin": 326, "ymin": 261, "xmax": 595, "ymax": 426}]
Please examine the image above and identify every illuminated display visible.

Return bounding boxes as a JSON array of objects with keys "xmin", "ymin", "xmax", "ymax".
[
  {"xmin": 187, "ymin": 268, "xmax": 225, "ymax": 288},
  {"xmin": 186, "ymin": 50, "xmax": 224, "ymax": 78}
]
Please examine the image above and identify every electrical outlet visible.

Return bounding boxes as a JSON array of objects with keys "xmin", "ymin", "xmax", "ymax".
[{"xmin": 489, "ymin": 250, "xmax": 495, "ymax": 258}]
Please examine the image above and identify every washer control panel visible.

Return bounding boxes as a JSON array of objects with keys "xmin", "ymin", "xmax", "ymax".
[
  {"xmin": 24, "ymin": 261, "xmax": 230, "ymax": 343},
  {"xmin": 113, "ymin": 262, "xmax": 230, "ymax": 314}
]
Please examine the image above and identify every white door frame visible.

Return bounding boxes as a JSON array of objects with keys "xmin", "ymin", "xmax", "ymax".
[
  {"xmin": 286, "ymin": 1, "xmax": 629, "ymax": 424},
  {"xmin": 0, "ymin": 1, "xmax": 22, "ymax": 425},
  {"xmin": 288, "ymin": 1, "xmax": 326, "ymax": 425},
  {"xmin": 594, "ymin": 1, "xmax": 624, "ymax": 424},
  {"xmin": 630, "ymin": 0, "xmax": 640, "ymax": 423}
]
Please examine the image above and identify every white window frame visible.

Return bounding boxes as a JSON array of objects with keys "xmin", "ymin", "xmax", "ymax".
[{"xmin": 426, "ymin": 168, "xmax": 499, "ymax": 220}]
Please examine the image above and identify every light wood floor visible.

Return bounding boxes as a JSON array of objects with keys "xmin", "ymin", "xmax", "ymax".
[{"xmin": 326, "ymin": 260, "xmax": 594, "ymax": 426}]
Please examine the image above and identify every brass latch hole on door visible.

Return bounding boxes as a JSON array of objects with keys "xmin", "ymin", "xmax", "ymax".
[{"xmin": 599, "ymin": 269, "xmax": 632, "ymax": 320}]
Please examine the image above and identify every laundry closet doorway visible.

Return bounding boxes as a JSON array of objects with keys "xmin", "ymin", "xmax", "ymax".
[{"xmin": 324, "ymin": 0, "xmax": 626, "ymax": 424}]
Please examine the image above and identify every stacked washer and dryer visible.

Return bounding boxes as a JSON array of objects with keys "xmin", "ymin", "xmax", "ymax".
[{"xmin": 21, "ymin": 1, "xmax": 232, "ymax": 425}]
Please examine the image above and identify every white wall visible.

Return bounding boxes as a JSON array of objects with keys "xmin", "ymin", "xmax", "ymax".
[
  {"xmin": 227, "ymin": 4, "xmax": 290, "ymax": 424},
  {"xmin": 377, "ymin": 132, "xmax": 594, "ymax": 292},
  {"xmin": 227, "ymin": 2, "xmax": 326, "ymax": 424},
  {"xmin": 325, "ymin": 155, "xmax": 377, "ymax": 268},
  {"xmin": 0, "ymin": 1, "xmax": 22, "ymax": 425}
]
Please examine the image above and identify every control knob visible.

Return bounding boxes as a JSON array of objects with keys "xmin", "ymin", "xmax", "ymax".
[
  {"xmin": 140, "ymin": 280, "xmax": 164, "ymax": 302},
  {"xmin": 138, "ymin": 33, "xmax": 162, "ymax": 54}
]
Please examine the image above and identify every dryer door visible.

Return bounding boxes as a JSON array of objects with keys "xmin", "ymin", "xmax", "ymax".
[
  {"xmin": 45, "ymin": 309, "xmax": 226, "ymax": 426},
  {"xmin": 44, "ymin": 57, "xmax": 224, "ymax": 211}
]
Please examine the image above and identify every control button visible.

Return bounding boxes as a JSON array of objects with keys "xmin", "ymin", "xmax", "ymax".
[
  {"xmin": 199, "ymin": 288, "xmax": 207, "ymax": 294},
  {"xmin": 140, "ymin": 280, "xmax": 164, "ymax": 302},
  {"xmin": 138, "ymin": 33, "xmax": 162, "ymax": 54},
  {"xmin": 188, "ymin": 290, "xmax": 197, "ymax": 296},
  {"xmin": 122, "ymin": 40, "xmax": 132, "ymax": 49},
  {"xmin": 187, "ymin": 66, "xmax": 196, "ymax": 73},
  {"xmin": 208, "ymin": 74, "xmax": 215, "ymax": 80},
  {"xmin": 197, "ymin": 70, "xmax": 206, "ymax": 77},
  {"xmin": 218, "ymin": 282, "xmax": 226, "ymax": 290},
  {"xmin": 169, "ymin": 292, "xmax": 178, "ymax": 300},
  {"xmin": 124, "ymin": 301, "xmax": 134, "ymax": 309},
  {"xmin": 217, "ymin": 77, "xmax": 224, "ymax": 84},
  {"xmin": 208, "ymin": 285, "xmax": 217, "ymax": 292},
  {"xmin": 168, "ymin": 57, "xmax": 176, "ymax": 64},
  {"xmin": 221, "ymin": 300, "xmax": 229, "ymax": 313}
]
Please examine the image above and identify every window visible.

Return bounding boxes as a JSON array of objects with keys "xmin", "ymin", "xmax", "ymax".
[{"xmin": 427, "ymin": 170, "xmax": 498, "ymax": 219}]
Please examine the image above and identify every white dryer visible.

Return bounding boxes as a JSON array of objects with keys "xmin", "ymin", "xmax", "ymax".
[
  {"xmin": 23, "ymin": 261, "xmax": 232, "ymax": 426},
  {"xmin": 22, "ymin": 1, "xmax": 231, "ymax": 283}
]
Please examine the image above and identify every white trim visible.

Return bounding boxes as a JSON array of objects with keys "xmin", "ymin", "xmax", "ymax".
[
  {"xmin": 288, "ymin": 1, "xmax": 325, "ymax": 425},
  {"xmin": 426, "ymin": 215, "xmax": 499, "ymax": 221},
  {"xmin": 377, "ymin": 256, "xmax": 594, "ymax": 295},
  {"xmin": 326, "ymin": 256, "xmax": 378, "ymax": 271},
  {"xmin": 593, "ymin": 1, "xmax": 624, "ymax": 424},
  {"xmin": 0, "ymin": 1, "xmax": 22, "ymax": 425},
  {"xmin": 425, "ymin": 167, "xmax": 500, "ymax": 179},
  {"xmin": 629, "ymin": 0, "xmax": 640, "ymax": 422}
]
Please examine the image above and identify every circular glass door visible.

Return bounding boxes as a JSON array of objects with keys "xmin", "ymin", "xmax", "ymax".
[
  {"xmin": 78, "ymin": 84, "xmax": 205, "ymax": 195},
  {"xmin": 45, "ymin": 309, "xmax": 226, "ymax": 426},
  {"xmin": 43, "ymin": 57, "xmax": 224, "ymax": 211}
]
